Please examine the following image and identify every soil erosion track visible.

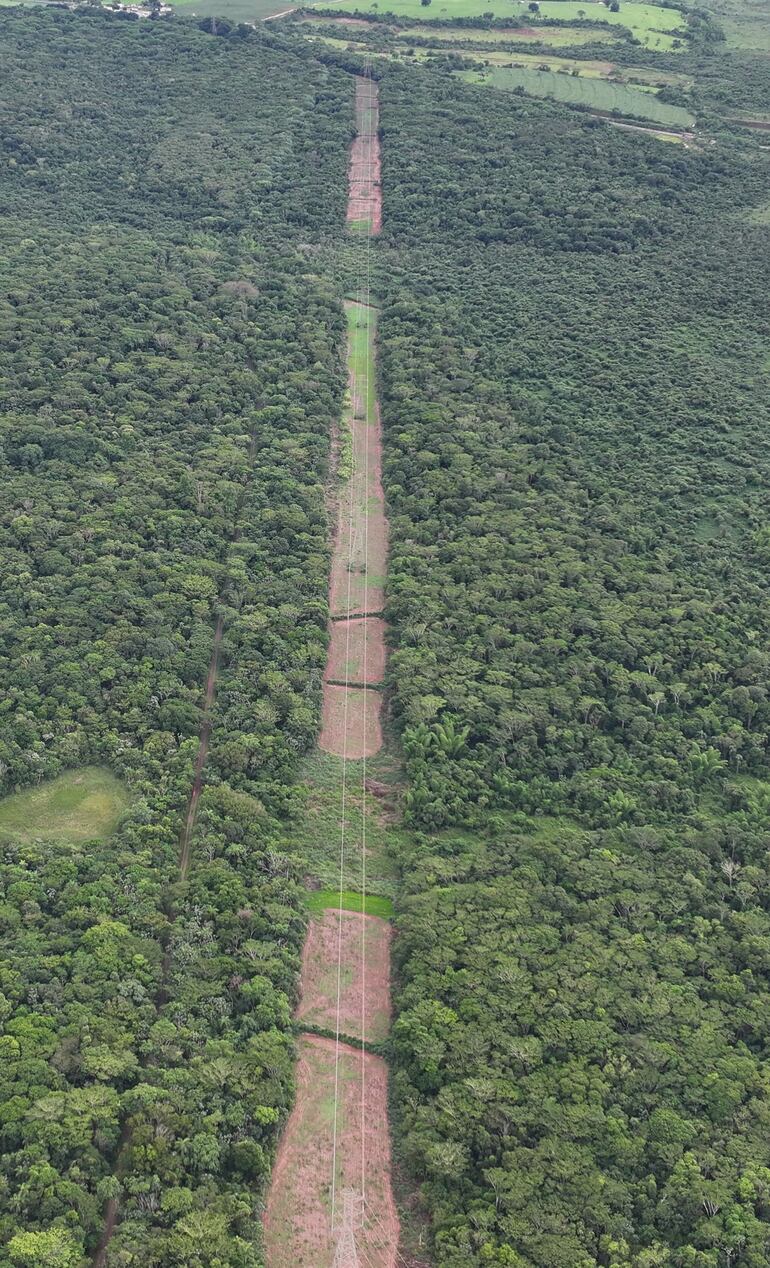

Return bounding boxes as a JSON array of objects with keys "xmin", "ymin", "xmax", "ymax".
[{"xmin": 264, "ymin": 74, "xmax": 399, "ymax": 1267}]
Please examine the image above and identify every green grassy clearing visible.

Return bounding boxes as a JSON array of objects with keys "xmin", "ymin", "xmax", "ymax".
[
  {"xmin": 305, "ymin": 889, "xmax": 395, "ymax": 917},
  {"xmin": 347, "ymin": 298, "xmax": 378, "ymax": 422},
  {"xmin": 317, "ymin": 0, "xmax": 687, "ymax": 49},
  {"xmin": 287, "ymin": 751, "xmax": 406, "ymax": 896},
  {"xmin": 459, "ymin": 65, "xmax": 694, "ymax": 125},
  {"xmin": 399, "ymin": 20, "xmax": 625, "ymax": 43},
  {"xmin": 0, "ymin": 767, "xmax": 130, "ymax": 845}
]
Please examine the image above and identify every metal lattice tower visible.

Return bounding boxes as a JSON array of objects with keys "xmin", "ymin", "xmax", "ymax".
[{"xmin": 333, "ymin": 1189, "xmax": 363, "ymax": 1268}]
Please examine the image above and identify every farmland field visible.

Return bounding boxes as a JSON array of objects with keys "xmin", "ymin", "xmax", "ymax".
[
  {"xmin": 301, "ymin": 15, "xmax": 627, "ymax": 43},
  {"xmin": 396, "ymin": 20, "xmax": 626, "ymax": 43},
  {"xmin": 317, "ymin": 0, "xmax": 688, "ymax": 48},
  {"xmin": 0, "ymin": 767, "xmax": 129, "ymax": 845},
  {"xmin": 459, "ymin": 63, "xmax": 696, "ymax": 125}
]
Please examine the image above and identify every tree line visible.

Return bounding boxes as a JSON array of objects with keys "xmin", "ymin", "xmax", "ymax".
[{"xmin": 375, "ymin": 58, "xmax": 770, "ymax": 1267}]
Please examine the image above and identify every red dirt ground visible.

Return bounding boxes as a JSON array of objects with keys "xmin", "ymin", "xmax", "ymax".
[
  {"xmin": 319, "ymin": 685, "xmax": 383, "ymax": 759},
  {"xmin": 263, "ymin": 1035, "xmax": 399, "ymax": 1268},
  {"xmin": 347, "ymin": 78, "xmax": 382, "ymax": 234},
  {"xmin": 302, "ymin": 13, "xmax": 384, "ymax": 24},
  {"xmin": 295, "ymin": 909, "xmax": 392, "ymax": 1043},
  {"xmin": 326, "ymin": 616, "xmax": 387, "ymax": 685}
]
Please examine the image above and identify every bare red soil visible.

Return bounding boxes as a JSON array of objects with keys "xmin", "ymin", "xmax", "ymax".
[
  {"xmin": 347, "ymin": 78, "xmax": 382, "ymax": 234},
  {"xmin": 302, "ymin": 13, "xmax": 384, "ymax": 24},
  {"xmin": 319, "ymin": 684, "xmax": 383, "ymax": 759},
  {"xmin": 296, "ymin": 909, "xmax": 392, "ymax": 1042},
  {"xmin": 263, "ymin": 1036, "xmax": 398, "ymax": 1268},
  {"xmin": 326, "ymin": 615, "xmax": 387, "ymax": 685}
]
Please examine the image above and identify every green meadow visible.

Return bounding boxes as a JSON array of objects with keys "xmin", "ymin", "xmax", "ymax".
[{"xmin": 0, "ymin": 767, "xmax": 130, "ymax": 845}]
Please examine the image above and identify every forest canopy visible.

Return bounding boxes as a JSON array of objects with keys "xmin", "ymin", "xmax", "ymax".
[
  {"xmin": 0, "ymin": 11, "xmax": 353, "ymax": 1264},
  {"xmin": 376, "ymin": 57, "xmax": 770, "ymax": 1268}
]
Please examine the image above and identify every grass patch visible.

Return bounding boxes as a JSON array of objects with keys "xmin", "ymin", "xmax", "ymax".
[
  {"xmin": 0, "ymin": 767, "xmax": 130, "ymax": 845},
  {"xmin": 347, "ymin": 297, "xmax": 377, "ymax": 423},
  {"xmin": 305, "ymin": 889, "xmax": 395, "ymax": 917},
  {"xmin": 459, "ymin": 65, "xmax": 694, "ymax": 126},
  {"xmin": 400, "ymin": 20, "xmax": 626, "ymax": 43},
  {"xmin": 750, "ymin": 200, "xmax": 770, "ymax": 228}
]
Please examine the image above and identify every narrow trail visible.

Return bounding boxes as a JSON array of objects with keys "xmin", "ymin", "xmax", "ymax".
[
  {"xmin": 92, "ymin": 446, "xmax": 254, "ymax": 1262},
  {"xmin": 264, "ymin": 74, "xmax": 400, "ymax": 1268}
]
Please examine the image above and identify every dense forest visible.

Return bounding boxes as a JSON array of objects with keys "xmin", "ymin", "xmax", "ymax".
[
  {"xmin": 0, "ymin": 11, "xmax": 353, "ymax": 1264},
  {"xmin": 376, "ymin": 60, "xmax": 770, "ymax": 1268}
]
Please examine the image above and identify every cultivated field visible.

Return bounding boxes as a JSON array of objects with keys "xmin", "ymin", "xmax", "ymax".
[
  {"xmin": 403, "ymin": 18, "xmax": 625, "ymax": 42},
  {"xmin": 290, "ymin": 751, "xmax": 404, "ymax": 897},
  {"xmin": 320, "ymin": 684, "xmax": 383, "ymax": 758},
  {"xmin": 301, "ymin": 15, "xmax": 626, "ymax": 41},
  {"xmin": 461, "ymin": 64, "xmax": 695, "ymax": 125},
  {"xmin": 329, "ymin": 305, "xmax": 385, "ymax": 620},
  {"xmin": 306, "ymin": 889, "xmax": 395, "ymax": 917},
  {"xmin": 0, "ymin": 766, "xmax": 129, "ymax": 844}
]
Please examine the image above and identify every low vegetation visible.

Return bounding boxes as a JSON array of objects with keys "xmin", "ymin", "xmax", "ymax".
[{"xmin": 316, "ymin": 0, "xmax": 688, "ymax": 50}]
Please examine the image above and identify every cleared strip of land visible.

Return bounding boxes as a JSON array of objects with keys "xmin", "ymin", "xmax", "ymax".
[
  {"xmin": 320, "ymin": 684, "xmax": 383, "ymax": 758},
  {"xmin": 265, "ymin": 77, "xmax": 398, "ymax": 1267},
  {"xmin": 295, "ymin": 908, "xmax": 392, "ymax": 1042},
  {"xmin": 263, "ymin": 1036, "xmax": 398, "ymax": 1267},
  {"xmin": 326, "ymin": 615, "xmax": 387, "ymax": 685}
]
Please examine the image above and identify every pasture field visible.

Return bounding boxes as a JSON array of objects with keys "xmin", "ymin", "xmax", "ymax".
[
  {"xmin": 0, "ymin": 766, "xmax": 130, "ymax": 845},
  {"xmin": 398, "ymin": 19, "xmax": 625, "ymax": 42},
  {"xmin": 460, "ymin": 64, "xmax": 695, "ymax": 125},
  {"xmin": 317, "ymin": 0, "xmax": 687, "ymax": 48}
]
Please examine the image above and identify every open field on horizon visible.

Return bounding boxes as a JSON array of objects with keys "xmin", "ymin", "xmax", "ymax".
[
  {"xmin": 401, "ymin": 17, "xmax": 625, "ymax": 41},
  {"xmin": 0, "ymin": 767, "xmax": 130, "ymax": 845},
  {"xmin": 315, "ymin": 0, "xmax": 688, "ymax": 48},
  {"xmin": 459, "ymin": 62, "xmax": 696, "ymax": 124},
  {"xmin": 300, "ymin": 15, "xmax": 627, "ymax": 42}
]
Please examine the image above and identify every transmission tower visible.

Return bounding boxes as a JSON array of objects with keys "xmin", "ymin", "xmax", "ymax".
[{"xmin": 333, "ymin": 1188, "xmax": 363, "ymax": 1268}]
